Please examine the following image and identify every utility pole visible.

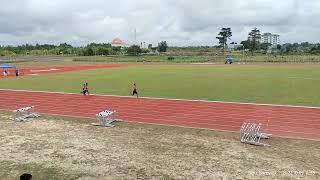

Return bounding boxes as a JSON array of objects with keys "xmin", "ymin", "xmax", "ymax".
[{"xmin": 134, "ymin": 29, "xmax": 137, "ymax": 45}]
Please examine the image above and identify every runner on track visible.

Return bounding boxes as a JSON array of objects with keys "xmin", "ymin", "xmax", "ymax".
[
  {"xmin": 82, "ymin": 82, "xmax": 89, "ymax": 95},
  {"xmin": 132, "ymin": 83, "xmax": 138, "ymax": 98}
]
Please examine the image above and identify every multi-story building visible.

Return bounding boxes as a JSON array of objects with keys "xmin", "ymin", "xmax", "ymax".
[{"xmin": 261, "ymin": 33, "xmax": 280, "ymax": 47}]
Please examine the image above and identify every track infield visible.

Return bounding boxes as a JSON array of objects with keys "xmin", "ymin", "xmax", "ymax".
[{"xmin": 0, "ymin": 89, "xmax": 319, "ymax": 141}]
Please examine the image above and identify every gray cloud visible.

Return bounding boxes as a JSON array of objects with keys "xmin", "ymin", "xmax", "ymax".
[{"xmin": 0, "ymin": 0, "xmax": 319, "ymax": 46}]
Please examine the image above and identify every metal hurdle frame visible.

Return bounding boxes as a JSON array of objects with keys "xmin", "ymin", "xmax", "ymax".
[
  {"xmin": 13, "ymin": 106, "xmax": 40, "ymax": 122},
  {"xmin": 240, "ymin": 122, "xmax": 272, "ymax": 146},
  {"xmin": 92, "ymin": 109, "xmax": 116, "ymax": 127}
]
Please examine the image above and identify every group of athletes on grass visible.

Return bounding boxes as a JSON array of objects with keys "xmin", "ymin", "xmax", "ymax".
[{"xmin": 81, "ymin": 82, "xmax": 138, "ymax": 98}]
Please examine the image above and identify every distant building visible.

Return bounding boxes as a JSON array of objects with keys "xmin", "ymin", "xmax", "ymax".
[
  {"xmin": 111, "ymin": 38, "xmax": 130, "ymax": 48},
  {"xmin": 261, "ymin": 33, "xmax": 280, "ymax": 47}
]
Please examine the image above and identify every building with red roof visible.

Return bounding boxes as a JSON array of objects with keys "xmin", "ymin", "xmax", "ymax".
[{"xmin": 111, "ymin": 38, "xmax": 129, "ymax": 48}]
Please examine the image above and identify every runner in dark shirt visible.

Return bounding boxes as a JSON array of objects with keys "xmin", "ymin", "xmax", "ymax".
[
  {"xmin": 82, "ymin": 83, "xmax": 89, "ymax": 95},
  {"xmin": 132, "ymin": 83, "xmax": 138, "ymax": 98}
]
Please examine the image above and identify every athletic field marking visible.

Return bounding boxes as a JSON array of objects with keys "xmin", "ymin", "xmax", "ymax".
[
  {"xmin": 288, "ymin": 76, "xmax": 320, "ymax": 80},
  {"xmin": 1, "ymin": 88, "xmax": 320, "ymax": 110},
  {"xmin": 191, "ymin": 63, "xmax": 216, "ymax": 65},
  {"xmin": 30, "ymin": 68, "xmax": 59, "ymax": 72}
]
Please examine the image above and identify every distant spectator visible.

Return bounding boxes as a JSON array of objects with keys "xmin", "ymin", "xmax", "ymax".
[
  {"xmin": 15, "ymin": 69, "xmax": 19, "ymax": 77},
  {"xmin": 20, "ymin": 173, "xmax": 32, "ymax": 180},
  {"xmin": 225, "ymin": 56, "xmax": 234, "ymax": 64},
  {"xmin": 3, "ymin": 70, "xmax": 8, "ymax": 78}
]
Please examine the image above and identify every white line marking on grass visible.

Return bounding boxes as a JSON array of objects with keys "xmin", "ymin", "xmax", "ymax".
[
  {"xmin": 288, "ymin": 76, "xmax": 320, "ymax": 80},
  {"xmin": 1, "ymin": 88, "xmax": 320, "ymax": 110},
  {"xmin": 191, "ymin": 63, "xmax": 216, "ymax": 65}
]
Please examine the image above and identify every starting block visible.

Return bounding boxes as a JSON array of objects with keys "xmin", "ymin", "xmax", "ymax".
[
  {"xmin": 240, "ymin": 122, "xmax": 272, "ymax": 146},
  {"xmin": 13, "ymin": 106, "xmax": 40, "ymax": 122},
  {"xmin": 92, "ymin": 110, "xmax": 116, "ymax": 127}
]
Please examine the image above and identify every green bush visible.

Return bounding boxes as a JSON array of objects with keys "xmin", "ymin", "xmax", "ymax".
[
  {"xmin": 167, "ymin": 56, "xmax": 175, "ymax": 61},
  {"xmin": 126, "ymin": 45, "xmax": 142, "ymax": 56}
]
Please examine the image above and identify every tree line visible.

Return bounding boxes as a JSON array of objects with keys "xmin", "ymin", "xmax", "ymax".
[
  {"xmin": 2, "ymin": 32, "xmax": 320, "ymax": 57},
  {"xmin": 216, "ymin": 27, "xmax": 320, "ymax": 55},
  {"xmin": 0, "ymin": 41, "xmax": 169, "ymax": 57}
]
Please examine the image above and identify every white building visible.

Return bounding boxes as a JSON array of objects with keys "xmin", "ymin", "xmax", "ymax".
[{"xmin": 261, "ymin": 33, "xmax": 280, "ymax": 47}]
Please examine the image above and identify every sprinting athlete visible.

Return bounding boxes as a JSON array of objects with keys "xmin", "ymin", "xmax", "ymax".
[
  {"xmin": 82, "ymin": 83, "xmax": 89, "ymax": 95},
  {"xmin": 132, "ymin": 83, "xmax": 138, "ymax": 98}
]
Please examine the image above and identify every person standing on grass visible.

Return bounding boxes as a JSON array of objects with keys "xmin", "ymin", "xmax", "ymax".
[
  {"xmin": 82, "ymin": 82, "xmax": 90, "ymax": 95},
  {"xmin": 132, "ymin": 83, "xmax": 139, "ymax": 98},
  {"xmin": 15, "ymin": 69, "xmax": 19, "ymax": 77}
]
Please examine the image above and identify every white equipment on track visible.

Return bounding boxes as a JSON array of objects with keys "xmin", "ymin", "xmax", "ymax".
[
  {"xmin": 92, "ymin": 110, "xmax": 116, "ymax": 127},
  {"xmin": 240, "ymin": 122, "xmax": 272, "ymax": 146},
  {"xmin": 13, "ymin": 106, "xmax": 40, "ymax": 122}
]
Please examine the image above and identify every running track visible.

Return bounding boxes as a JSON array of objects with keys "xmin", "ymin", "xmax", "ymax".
[
  {"xmin": 1, "ymin": 64, "xmax": 127, "ymax": 77},
  {"xmin": 0, "ymin": 89, "xmax": 319, "ymax": 141}
]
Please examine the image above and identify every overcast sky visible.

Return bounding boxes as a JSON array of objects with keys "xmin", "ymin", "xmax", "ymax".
[{"xmin": 0, "ymin": 0, "xmax": 319, "ymax": 46}]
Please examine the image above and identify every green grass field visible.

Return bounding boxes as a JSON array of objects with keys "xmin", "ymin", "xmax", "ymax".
[{"xmin": 1, "ymin": 65, "xmax": 320, "ymax": 106}]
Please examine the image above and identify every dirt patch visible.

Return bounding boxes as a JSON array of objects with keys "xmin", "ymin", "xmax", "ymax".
[{"xmin": 0, "ymin": 113, "xmax": 319, "ymax": 179}]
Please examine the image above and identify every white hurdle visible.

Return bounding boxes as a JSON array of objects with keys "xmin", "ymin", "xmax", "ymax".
[
  {"xmin": 92, "ymin": 110, "xmax": 116, "ymax": 127},
  {"xmin": 240, "ymin": 122, "xmax": 272, "ymax": 146},
  {"xmin": 13, "ymin": 106, "xmax": 40, "ymax": 122}
]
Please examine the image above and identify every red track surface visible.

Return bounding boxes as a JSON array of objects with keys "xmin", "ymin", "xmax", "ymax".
[
  {"xmin": 0, "ymin": 90, "xmax": 319, "ymax": 141},
  {"xmin": 1, "ymin": 64, "xmax": 126, "ymax": 77}
]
